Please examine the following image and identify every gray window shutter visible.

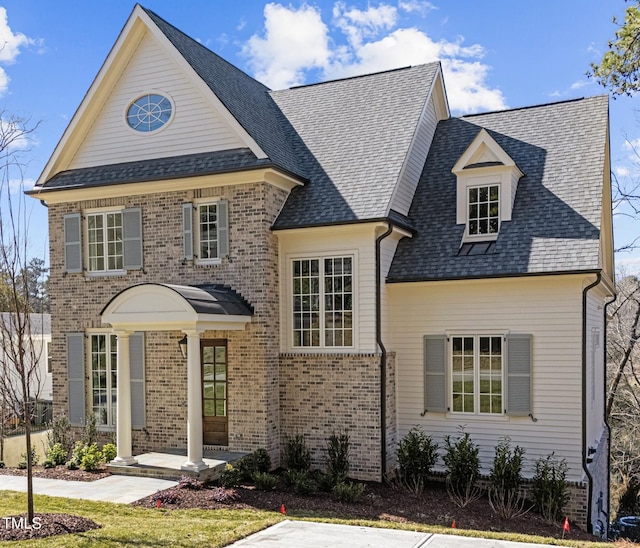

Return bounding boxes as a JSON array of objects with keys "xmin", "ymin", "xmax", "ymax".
[
  {"xmin": 129, "ymin": 332, "xmax": 145, "ymax": 429},
  {"xmin": 64, "ymin": 213, "xmax": 82, "ymax": 273},
  {"xmin": 507, "ymin": 334, "xmax": 532, "ymax": 416},
  {"xmin": 182, "ymin": 203, "xmax": 193, "ymax": 260},
  {"xmin": 66, "ymin": 333, "xmax": 85, "ymax": 426},
  {"xmin": 424, "ymin": 335, "xmax": 447, "ymax": 413},
  {"xmin": 218, "ymin": 199, "xmax": 229, "ymax": 258},
  {"xmin": 122, "ymin": 208, "xmax": 143, "ymax": 270}
]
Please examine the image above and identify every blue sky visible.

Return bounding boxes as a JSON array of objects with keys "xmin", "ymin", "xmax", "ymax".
[{"xmin": 0, "ymin": 0, "xmax": 636, "ymax": 270}]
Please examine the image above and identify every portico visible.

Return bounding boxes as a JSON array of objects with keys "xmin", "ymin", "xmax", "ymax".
[{"xmin": 100, "ymin": 283, "xmax": 252, "ymax": 472}]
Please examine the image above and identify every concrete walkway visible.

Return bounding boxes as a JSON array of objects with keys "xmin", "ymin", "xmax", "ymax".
[
  {"xmin": 228, "ymin": 520, "xmax": 554, "ymax": 548},
  {"xmin": 0, "ymin": 474, "xmax": 176, "ymax": 504}
]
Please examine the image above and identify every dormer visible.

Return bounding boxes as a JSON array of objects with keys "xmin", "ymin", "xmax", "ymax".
[{"xmin": 452, "ymin": 129, "xmax": 523, "ymax": 242}]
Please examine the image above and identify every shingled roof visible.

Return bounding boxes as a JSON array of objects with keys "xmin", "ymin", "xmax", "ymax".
[{"xmin": 387, "ymin": 96, "xmax": 608, "ymax": 281}]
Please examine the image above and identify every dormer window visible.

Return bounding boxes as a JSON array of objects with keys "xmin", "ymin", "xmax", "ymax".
[
  {"xmin": 452, "ymin": 129, "xmax": 523, "ymax": 244},
  {"xmin": 468, "ymin": 184, "xmax": 499, "ymax": 236}
]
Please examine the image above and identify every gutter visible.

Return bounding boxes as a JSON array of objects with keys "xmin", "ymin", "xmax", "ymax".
[
  {"xmin": 375, "ymin": 223, "xmax": 394, "ymax": 481},
  {"xmin": 582, "ymin": 272, "xmax": 602, "ymax": 534}
]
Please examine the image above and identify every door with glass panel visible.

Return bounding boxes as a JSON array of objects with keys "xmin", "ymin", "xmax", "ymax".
[{"xmin": 202, "ymin": 340, "xmax": 227, "ymax": 445}]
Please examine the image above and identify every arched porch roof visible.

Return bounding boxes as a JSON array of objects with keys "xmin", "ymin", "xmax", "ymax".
[{"xmin": 101, "ymin": 283, "xmax": 253, "ymax": 332}]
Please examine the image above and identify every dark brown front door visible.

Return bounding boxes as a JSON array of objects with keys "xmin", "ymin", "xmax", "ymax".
[{"xmin": 202, "ymin": 340, "xmax": 228, "ymax": 445}]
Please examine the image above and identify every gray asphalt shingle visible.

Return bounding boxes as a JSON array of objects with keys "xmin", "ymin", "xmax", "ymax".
[{"xmin": 387, "ymin": 96, "xmax": 608, "ymax": 281}]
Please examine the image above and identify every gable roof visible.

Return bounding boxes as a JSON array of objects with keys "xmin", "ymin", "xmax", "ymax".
[{"xmin": 387, "ymin": 95, "xmax": 609, "ymax": 281}]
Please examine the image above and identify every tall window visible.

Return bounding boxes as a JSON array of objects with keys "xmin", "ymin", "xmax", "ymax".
[
  {"xmin": 451, "ymin": 335, "xmax": 503, "ymax": 414},
  {"xmin": 87, "ymin": 212, "xmax": 123, "ymax": 272},
  {"xmin": 468, "ymin": 185, "xmax": 499, "ymax": 236},
  {"xmin": 198, "ymin": 203, "xmax": 218, "ymax": 260},
  {"xmin": 91, "ymin": 334, "xmax": 117, "ymax": 427},
  {"xmin": 292, "ymin": 256, "xmax": 353, "ymax": 347}
]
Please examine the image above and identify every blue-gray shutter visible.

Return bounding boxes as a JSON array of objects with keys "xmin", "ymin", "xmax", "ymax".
[
  {"xmin": 64, "ymin": 213, "xmax": 82, "ymax": 273},
  {"xmin": 507, "ymin": 334, "xmax": 532, "ymax": 416},
  {"xmin": 182, "ymin": 203, "xmax": 193, "ymax": 260},
  {"xmin": 122, "ymin": 208, "xmax": 143, "ymax": 270},
  {"xmin": 66, "ymin": 333, "xmax": 85, "ymax": 426},
  {"xmin": 424, "ymin": 335, "xmax": 447, "ymax": 413},
  {"xmin": 129, "ymin": 332, "xmax": 145, "ymax": 429},
  {"xmin": 218, "ymin": 199, "xmax": 229, "ymax": 258}
]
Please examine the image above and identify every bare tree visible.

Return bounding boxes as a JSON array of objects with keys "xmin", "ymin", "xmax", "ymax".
[{"xmin": 0, "ymin": 112, "xmax": 42, "ymax": 525}]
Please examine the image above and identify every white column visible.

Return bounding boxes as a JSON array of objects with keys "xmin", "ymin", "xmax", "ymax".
[
  {"xmin": 111, "ymin": 331, "xmax": 137, "ymax": 466},
  {"xmin": 182, "ymin": 330, "xmax": 207, "ymax": 471}
]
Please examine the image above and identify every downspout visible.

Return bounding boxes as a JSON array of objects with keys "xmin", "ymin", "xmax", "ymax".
[
  {"xmin": 603, "ymin": 292, "xmax": 617, "ymax": 533},
  {"xmin": 376, "ymin": 223, "xmax": 394, "ymax": 482},
  {"xmin": 582, "ymin": 272, "xmax": 601, "ymax": 534}
]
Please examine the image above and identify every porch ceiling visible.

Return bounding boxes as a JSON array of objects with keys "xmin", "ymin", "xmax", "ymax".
[{"xmin": 100, "ymin": 283, "xmax": 253, "ymax": 332}]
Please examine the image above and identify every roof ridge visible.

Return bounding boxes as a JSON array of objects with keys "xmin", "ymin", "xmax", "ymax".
[{"xmin": 460, "ymin": 95, "xmax": 608, "ymax": 119}]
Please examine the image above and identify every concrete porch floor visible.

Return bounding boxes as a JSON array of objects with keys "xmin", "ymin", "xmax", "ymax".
[{"xmin": 107, "ymin": 448, "xmax": 247, "ymax": 482}]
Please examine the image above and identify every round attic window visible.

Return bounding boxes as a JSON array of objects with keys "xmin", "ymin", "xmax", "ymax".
[{"xmin": 126, "ymin": 93, "xmax": 172, "ymax": 132}]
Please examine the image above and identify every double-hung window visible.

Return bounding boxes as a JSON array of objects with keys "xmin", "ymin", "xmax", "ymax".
[
  {"xmin": 451, "ymin": 335, "xmax": 503, "ymax": 415},
  {"xmin": 468, "ymin": 185, "xmax": 499, "ymax": 236},
  {"xmin": 182, "ymin": 200, "xmax": 229, "ymax": 263},
  {"xmin": 87, "ymin": 211, "xmax": 123, "ymax": 272},
  {"xmin": 90, "ymin": 333, "xmax": 117, "ymax": 428},
  {"xmin": 292, "ymin": 256, "xmax": 354, "ymax": 348}
]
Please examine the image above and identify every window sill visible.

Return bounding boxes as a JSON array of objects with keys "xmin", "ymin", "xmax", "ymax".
[
  {"xmin": 194, "ymin": 258, "xmax": 222, "ymax": 267},
  {"xmin": 445, "ymin": 412, "xmax": 510, "ymax": 422},
  {"xmin": 85, "ymin": 270, "xmax": 127, "ymax": 278},
  {"xmin": 287, "ymin": 347, "xmax": 357, "ymax": 354}
]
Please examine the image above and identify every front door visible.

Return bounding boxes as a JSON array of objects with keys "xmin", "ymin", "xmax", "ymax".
[{"xmin": 202, "ymin": 340, "xmax": 228, "ymax": 445}]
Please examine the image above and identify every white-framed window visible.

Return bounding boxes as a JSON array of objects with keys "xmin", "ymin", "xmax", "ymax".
[
  {"xmin": 87, "ymin": 211, "xmax": 124, "ymax": 272},
  {"xmin": 46, "ymin": 341, "xmax": 52, "ymax": 374},
  {"xmin": 292, "ymin": 255, "xmax": 354, "ymax": 348},
  {"xmin": 468, "ymin": 185, "xmax": 499, "ymax": 236},
  {"xmin": 182, "ymin": 200, "xmax": 229, "ymax": 263},
  {"xmin": 90, "ymin": 333, "xmax": 117, "ymax": 428},
  {"xmin": 450, "ymin": 334, "xmax": 503, "ymax": 415},
  {"xmin": 197, "ymin": 202, "xmax": 219, "ymax": 261}
]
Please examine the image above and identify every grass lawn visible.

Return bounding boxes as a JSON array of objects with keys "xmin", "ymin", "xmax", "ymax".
[{"xmin": 0, "ymin": 491, "xmax": 625, "ymax": 547}]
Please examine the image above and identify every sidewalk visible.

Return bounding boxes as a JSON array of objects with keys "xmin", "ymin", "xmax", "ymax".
[{"xmin": 0, "ymin": 474, "xmax": 176, "ymax": 504}]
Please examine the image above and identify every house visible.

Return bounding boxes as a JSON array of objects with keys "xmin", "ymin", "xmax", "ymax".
[
  {"xmin": 27, "ymin": 5, "xmax": 613, "ymax": 533},
  {"xmin": 0, "ymin": 313, "xmax": 52, "ymax": 420}
]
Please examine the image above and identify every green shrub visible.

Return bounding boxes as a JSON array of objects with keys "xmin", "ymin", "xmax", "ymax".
[
  {"xmin": 65, "ymin": 460, "xmax": 78, "ymax": 470},
  {"xmin": 443, "ymin": 429, "xmax": 481, "ymax": 507},
  {"xmin": 80, "ymin": 443, "xmax": 103, "ymax": 471},
  {"xmin": 69, "ymin": 441, "xmax": 86, "ymax": 468},
  {"xmin": 82, "ymin": 412, "xmax": 98, "ymax": 446},
  {"xmin": 284, "ymin": 433, "xmax": 311, "ymax": 472},
  {"xmin": 18, "ymin": 446, "xmax": 39, "ymax": 469},
  {"xmin": 219, "ymin": 464, "xmax": 244, "ymax": 488},
  {"xmin": 45, "ymin": 416, "xmax": 73, "ymax": 454},
  {"xmin": 46, "ymin": 442, "xmax": 68, "ymax": 466},
  {"xmin": 251, "ymin": 448, "xmax": 271, "ymax": 473},
  {"xmin": 325, "ymin": 430, "xmax": 350, "ymax": 485},
  {"xmin": 532, "ymin": 453, "xmax": 569, "ymax": 523},
  {"xmin": 333, "ymin": 481, "xmax": 365, "ymax": 503},
  {"xmin": 488, "ymin": 437, "xmax": 527, "ymax": 518},
  {"xmin": 253, "ymin": 471, "xmax": 278, "ymax": 491},
  {"xmin": 178, "ymin": 475, "xmax": 204, "ymax": 490},
  {"xmin": 43, "ymin": 459, "xmax": 56, "ymax": 469},
  {"xmin": 396, "ymin": 427, "xmax": 438, "ymax": 495},
  {"xmin": 285, "ymin": 469, "xmax": 315, "ymax": 495},
  {"xmin": 314, "ymin": 471, "xmax": 337, "ymax": 493},
  {"xmin": 101, "ymin": 443, "xmax": 117, "ymax": 463}
]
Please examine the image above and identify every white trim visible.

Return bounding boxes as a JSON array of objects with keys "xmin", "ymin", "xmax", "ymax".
[
  {"xmin": 84, "ymin": 209, "xmax": 126, "ymax": 275},
  {"xmin": 123, "ymin": 89, "xmax": 176, "ymax": 136},
  {"xmin": 86, "ymin": 330, "xmax": 118, "ymax": 430},
  {"xmin": 193, "ymin": 199, "xmax": 222, "ymax": 265}
]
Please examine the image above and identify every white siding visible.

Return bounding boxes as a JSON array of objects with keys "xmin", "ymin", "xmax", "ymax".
[
  {"xmin": 390, "ymin": 99, "xmax": 439, "ymax": 216},
  {"xmin": 70, "ymin": 31, "xmax": 245, "ymax": 169},
  {"xmin": 278, "ymin": 224, "xmax": 377, "ymax": 353},
  {"xmin": 586, "ymin": 287, "xmax": 606, "ymax": 450},
  {"xmin": 388, "ymin": 275, "xmax": 590, "ymax": 480}
]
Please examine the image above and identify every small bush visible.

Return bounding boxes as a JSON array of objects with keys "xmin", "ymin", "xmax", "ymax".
[
  {"xmin": 45, "ymin": 416, "xmax": 73, "ymax": 454},
  {"xmin": 18, "ymin": 446, "xmax": 39, "ymax": 469},
  {"xmin": 284, "ymin": 433, "xmax": 311, "ymax": 472},
  {"xmin": 69, "ymin": 441, "xmax": 86, "ymax": 468},
  {"xmin": 253, "ymin": 471, "xmax": 278, "ymax": 491},
  {"xmin": 82, "ymin": 412, "xmax": 98, "ymax": 446},
  {"xmin": 333, "ymin": 481, "xmax": 365, "ymax": 503},
  {"xmin": 156, "ymin": 491, "xmax": 179, "ymax": 505},
  {"xmin": 285, "ymin": 469, "xmax": 315, "ymax": 495},
  {"xmin": 314, "ymin": 471, "xmax": 337, "ymax": 493},
  {"xmin": 101, "ymin": 443, "xmax": 117, "ymax": 463},
  {"xmin": 65, "ymin": 460, "xmax": 78, "ymax": 470},
  {"xmin": 219, "ymin": 464, "xmax": 244, "ymax": 488},
  {"xmin": 488, "ymin": 437, "xmax": 528, "ymax": 519},
  {"xmin": 178, "ymin": 475, "xmax": 204, "ymax": 490},
  {"xmin": 80, "ymin": 443, "xmax": 103, "ymax": 471},
  {"xmin": 532, "ymin": 453, "xmax": 569, "ymax": 523},
  {"xmin": 443, "ymin": 429, "xmax": 481, "ymax": 508},
  {"xmin": 43, "ymin": 459, "xmax": 56, "ymax": 469},
  {"xmin": 210, "ymin": 486, "xmax": 237, "ymax": 503},
  {"xmin": 46, "ymin": 442, "xmax": 68, "ymax": 466},
  {"xmin": 396, "ymin": 427, "xmax": 438, "ymax": 495},
  {"xmin": 325, "ymin": 430, "xmax": 350, "ymax": 485},
  {"xmin": 251, "ymin": 448, "xmax": 271, "ymax": 473}
]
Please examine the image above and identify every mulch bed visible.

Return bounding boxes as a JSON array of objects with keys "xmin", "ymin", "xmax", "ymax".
[
  {"xmin": 0, "ymin": 465, "xmax": 110, "ymax": 482},
  {"xmin": 0, "ymin": 513, "xmax": 100, "ymax": 541},
  {"xmin": 134, "ymin": 479, "xmax": 599, "ymax": 543}
]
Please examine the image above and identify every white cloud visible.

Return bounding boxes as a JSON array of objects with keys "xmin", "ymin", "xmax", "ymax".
[
  {"xmin": 243, "ymin": 3, "xmax": 330, "ymax": 89},
  {"xmin": 0, "ymin": 7, "xmax": 36, "ymax": 95},
  {"xmin": 8, "ymin": 177, "xmax": 34, "ymax": 194},
  {"xmin": 616, "ymin": 166, "xmax": 630, "ymax": 177},
  {"xmin": 570, "ymin": 80, "xmax": 589, "ymax": 90},
  {"xmin": 244, "ymin": 2, "xmax": 506, "ymax": 113},
  {"xmin": 616, "ymin": 255, "xmax": 640, "ymax": 275},
  {"xmin": 399, "ymin": 0, "xmax": 437, "ymax": 15}
]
